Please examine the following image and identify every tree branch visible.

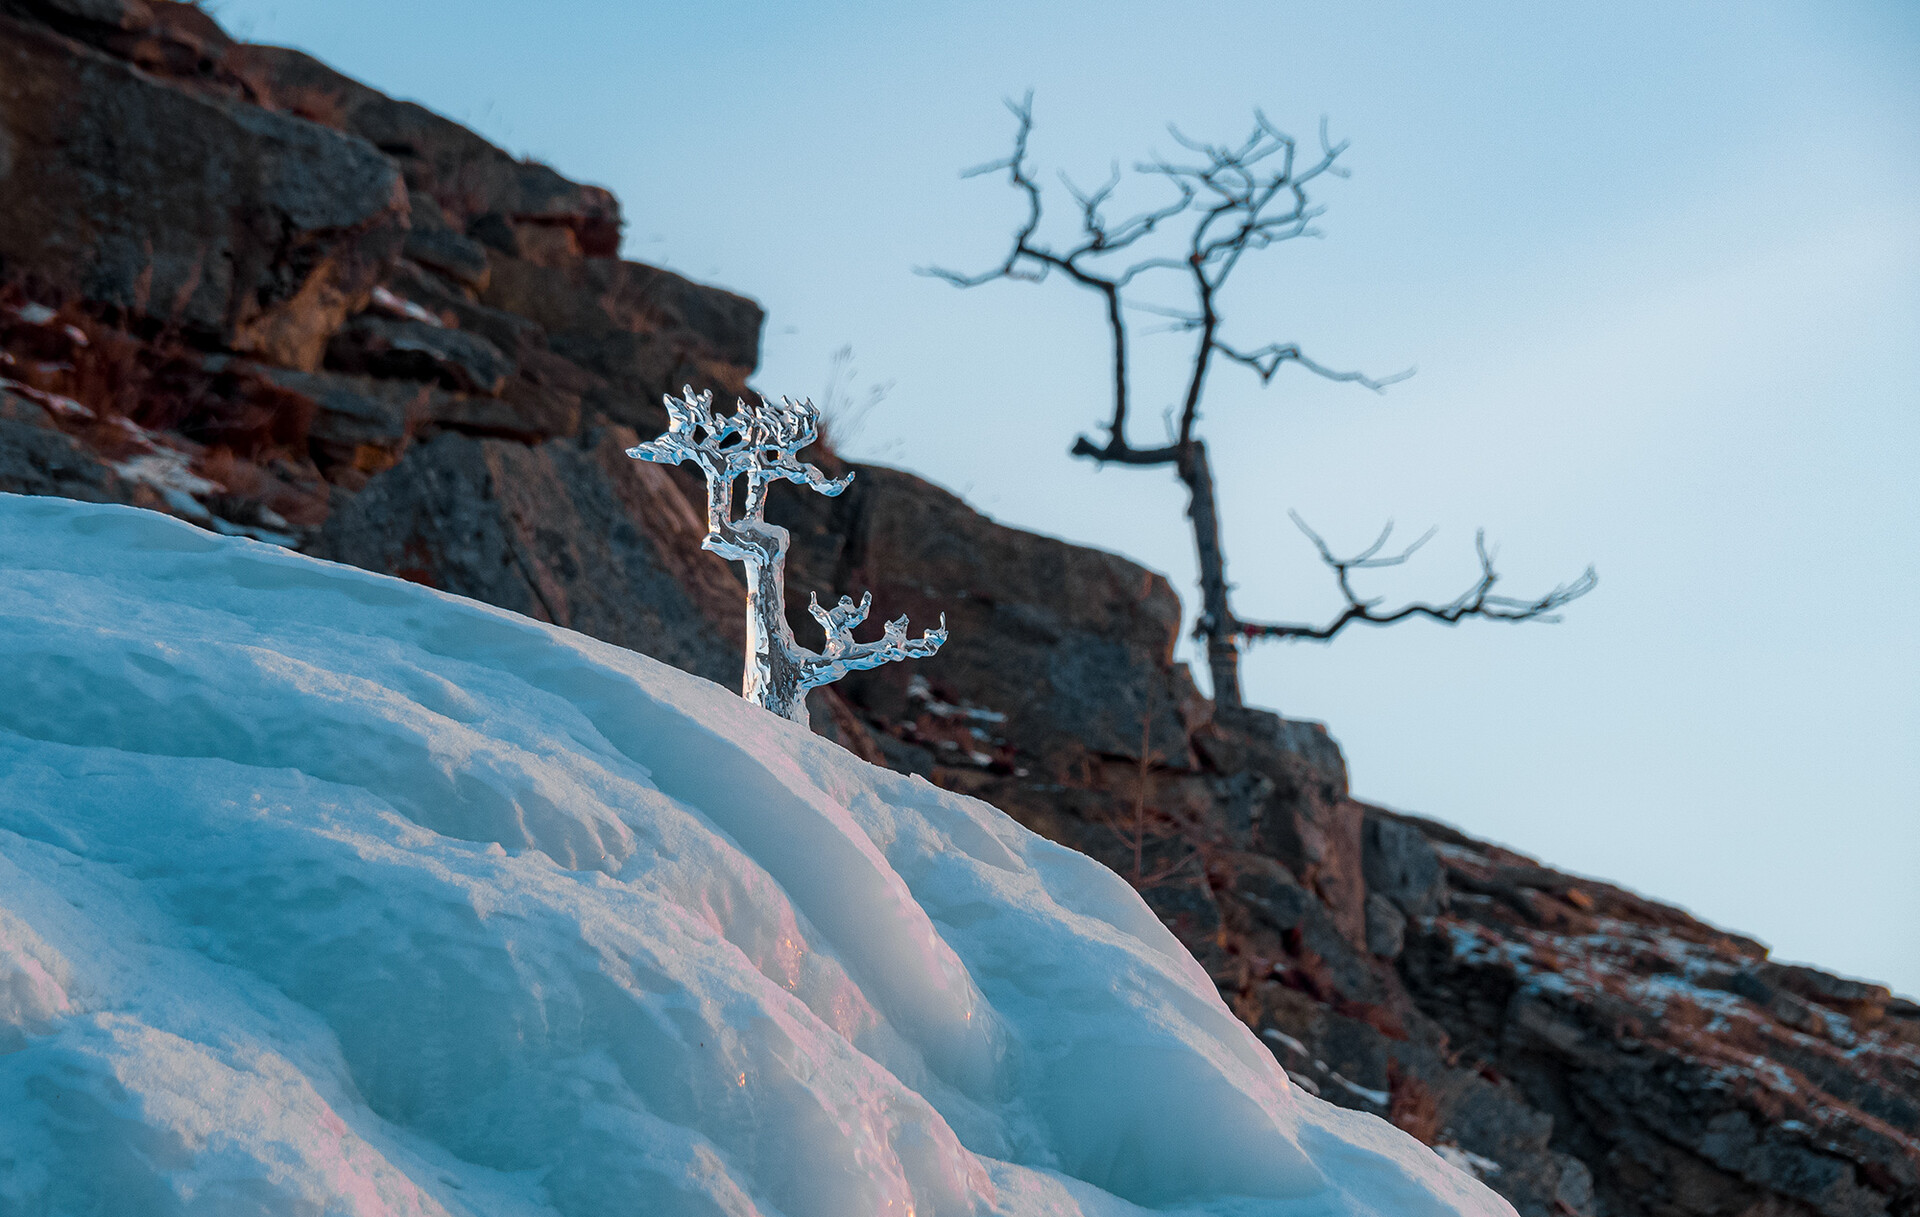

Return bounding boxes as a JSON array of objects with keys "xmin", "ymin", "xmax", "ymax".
[
  {"xmin": 1213, "ymin": 340, "xmax": 1414, "ymax": 391},
  {"xmin": 799, "ymin": 591, "xmax": 948, "ymax": 692},
  {"xmin": 1230, "ymin": 513, "xmax": 1599, "ymax": 643}
]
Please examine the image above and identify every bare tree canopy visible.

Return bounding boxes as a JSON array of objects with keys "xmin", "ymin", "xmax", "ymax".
[{"xmin": 928, "ymin": 96, "xmax": 1593, "ymax": 712}]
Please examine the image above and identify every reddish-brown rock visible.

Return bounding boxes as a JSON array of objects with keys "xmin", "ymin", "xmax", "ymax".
[
  {"xmin": 313, "ymin": 425, "xmax": 745, "ymax": 688},
  {"xmin": 1393, "ymin": 810, "xmax": 1920, "ymax": 1217},
  {"xmin": 227, "ymin": 42, "xmax": 621, "ymax": 257},
  {"xmin": 0, "ymin": 17, "xmax": 407, "ymax": 369},
  {"xmin": 478, "ymin": 252, "xmax": 762, "ymax": 432}
]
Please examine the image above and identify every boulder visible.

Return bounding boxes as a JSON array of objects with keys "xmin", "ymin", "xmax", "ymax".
[
  {"xmin": 1245, "ymin": 711, "xmax": 1350, "ymax": 800},
  {"xmin": 0, "ymin": 388, "xmax": 127, "ymax": 501},
  {"xmin": 325, "ymin": 313, "xmax": 515, "ymax": 395},
  {"xmin": 1363, "ymin": 808, "xmax": 1448, "ymax": 917},
  {"xmin": 396, "ymin": 187, "xmax": 490, "ymax": 289},
  {"xmin": 402, "ymin": 226, "xmax": 491, "ymax": 291},
  {"xmin": 1365, "ymin": 892, "xmax": 1408, "ymax": 959},
  {"xmin": 466, "ymin": 211, "xmax": 521, "ymax": 256},
  {"xmin": 251, "ymin": 366, "xmax": 421, "ymax": 473},
  {"xmin": 1760, "ymin": 961, "xmax": 1894, "ymax": 1021},
  {"xmin": 1191, "ymin": 720, "xmax": 1369, "ymax": 950},
  {"xmin": 1233, "ymin": 856, "xmax": 1315, "ymax": 931},
  {"xmin": 257, "ymin": 362, "xmax": 579, "ymax": 475},
  {"xmin": 483, "ymin": 252, "xmax": 763, "ymax": 376},
  {"xmin": 382, "ymin": 259, "xmax": 545, "ymax": 357},
  {"xmin": 421, "ymin": 379, "xmax": 580, "ymax": 444},
  {"xmin": 0, "ymin": 17, "xmax": 407, "ymax": 369}
]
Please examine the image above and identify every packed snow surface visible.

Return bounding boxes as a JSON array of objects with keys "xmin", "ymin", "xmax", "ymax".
[{"xmin": 0, "ymin": 494, "xmax": 1511, "ymax": 1217}]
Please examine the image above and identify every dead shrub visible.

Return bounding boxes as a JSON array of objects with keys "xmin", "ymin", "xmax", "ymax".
[
  {"xmin": 2, "ymin": 278, "xmax": 315, "ymax": 461},
  {"xmin": 1388, "ymin": 1059, "xmax": 1443, "ymax": 1144}
]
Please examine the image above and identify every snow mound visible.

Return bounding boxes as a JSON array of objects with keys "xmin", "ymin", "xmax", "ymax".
[{"xmin": 0, "ymin": 494, "xmax": 1511, "ymax": 1217}]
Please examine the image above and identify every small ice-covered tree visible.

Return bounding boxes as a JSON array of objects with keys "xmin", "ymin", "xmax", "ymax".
[{"xmin": 627, "ymin": 386, "xmax": 946, "ymax": 723}]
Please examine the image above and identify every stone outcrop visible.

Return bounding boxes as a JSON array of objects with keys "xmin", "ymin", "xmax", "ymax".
[
  {"xmin": 1393, "ymin": 811, "xmax": 1920, "ymax": 1217},
  {"xmin": 314, "ymin": 426, "xmax": 744, "ymax": 690},
  {"xmin": 1, "ymin": 8, "xmax": 1912, "ymax": 1215},
  {"xmin": 0, "ymin": 12, "xmax": 408, "ymax": 369},
  {"xmin": 230, "ymin": 42, "xmax": 622, "ymax": 259}
]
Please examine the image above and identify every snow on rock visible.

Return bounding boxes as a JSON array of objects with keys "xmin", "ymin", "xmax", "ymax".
[{"xmin": 0, "ymin": 493, "xmax": 1512, "ymax": 1217}]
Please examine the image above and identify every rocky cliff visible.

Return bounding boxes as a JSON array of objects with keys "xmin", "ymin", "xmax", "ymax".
[{"xmin": 2, "ymin": 5, "xmax": 1914, "ymax": 1214}]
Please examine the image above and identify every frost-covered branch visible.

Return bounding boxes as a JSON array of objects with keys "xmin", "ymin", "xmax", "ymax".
[
  {"xmin": 627, "ymin": 387, "xmax": 945, "ymax": 723},
  {"xmin": 800, "ymin": 592, "xmax": 947, "ymax": 693},
  {"xmin": 1231, "ymin": 514, "xmax": 1598, "ymax": 643}
]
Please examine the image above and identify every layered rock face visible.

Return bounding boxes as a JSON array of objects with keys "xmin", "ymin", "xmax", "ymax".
[
  {"xmin": 0, "ymin": 13, "xmax": 407, "ymax": 370},
  {"xmin": 2, "ymin": 5, "xmax": 1914, "ymax": 1214}
]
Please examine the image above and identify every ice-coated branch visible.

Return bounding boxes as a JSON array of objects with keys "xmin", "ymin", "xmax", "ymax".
[
  {"xmin": 625, "ymin": 386, "xmax": 945, "ymax": 724},
  {"xmin": 1229, "ymin": 513, "xmax": 1598, "ymax": 643},
  {"xmin": 799, "ymin": 592, "xmax": 948, "ymax": 693}
]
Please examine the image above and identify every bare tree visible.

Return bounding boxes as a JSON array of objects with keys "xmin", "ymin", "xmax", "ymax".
[
  {"xmin": 927, "ymin": 96, "xmax": 1593, "ymax": 712},
  {"xmin": 628, "ymin": 387, "xmax": 946, "ymax": 722}
]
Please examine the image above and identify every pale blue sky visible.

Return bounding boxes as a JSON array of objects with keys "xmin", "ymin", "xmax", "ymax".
[{"xmin": 212, "ymin": 1, "xmax": 1918, "ymax": 996}]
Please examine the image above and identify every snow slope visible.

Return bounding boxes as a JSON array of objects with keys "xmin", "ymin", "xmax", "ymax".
[{"xmin": 0, "ymin": 493, "xmax": 1511, "ymax": 1217}]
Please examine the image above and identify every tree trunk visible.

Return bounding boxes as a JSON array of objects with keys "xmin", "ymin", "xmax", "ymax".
[
  {"xmin": 737, "ymin": 524, "xmax": 811, "ymax": 723},
  {"xmin": 1179, "ymin": 441, "xmax": 1243, "ymax": 713}
]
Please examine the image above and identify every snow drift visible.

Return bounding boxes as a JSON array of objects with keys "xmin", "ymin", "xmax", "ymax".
[{"xmin": 0, "ymin": 493, "xmax": 1510, "ymax": 1217}]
